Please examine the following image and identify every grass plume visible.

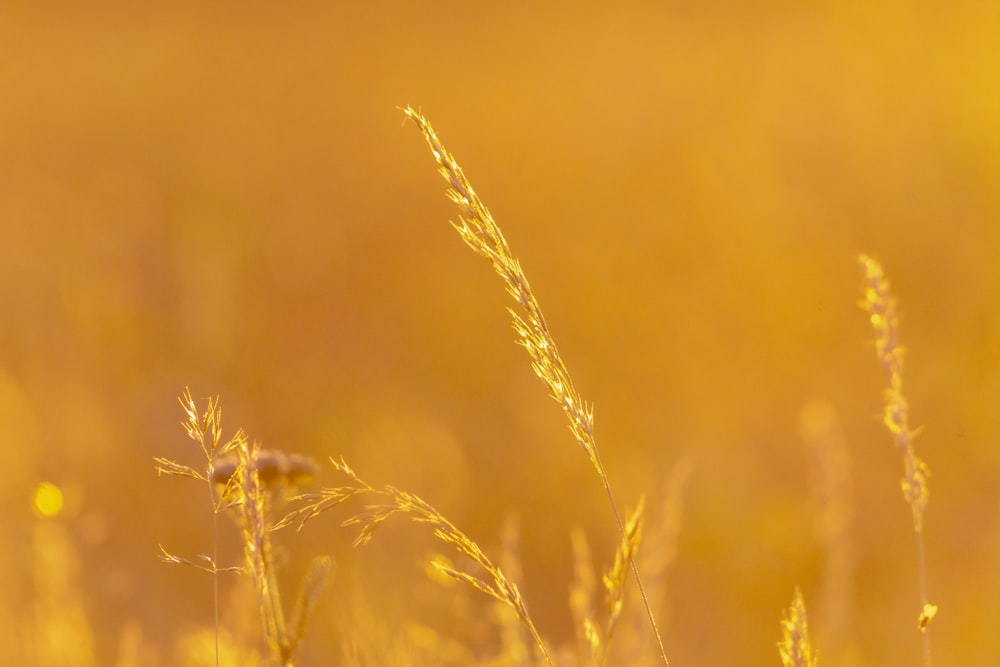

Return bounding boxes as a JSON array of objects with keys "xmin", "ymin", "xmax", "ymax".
[
  {"xmin": 155, "ymin": 389, "xmax": 239, "ymax": 665},
  {"xmin": 858, "ymin": 255, "xmax": 936, "ymax": 665},
  {"xmin": 401, "ymin": 104, "xmax": 669, "ymax": 666},
  {"xmin": 778, "ymin": 588, "xmax": 817, "ymax": 667}
]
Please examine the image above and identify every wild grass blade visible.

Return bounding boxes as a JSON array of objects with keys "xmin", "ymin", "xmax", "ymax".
[
  {"xmin": 402, "ymin": 105, "xmax": 669, "ymax": 665},
  {"xmin": 858, "ymin": 255, "xmax": 936, "ymax": 666}
]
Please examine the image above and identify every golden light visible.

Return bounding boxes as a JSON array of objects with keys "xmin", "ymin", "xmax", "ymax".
[{"xmin": 32, "ymin": 481, "xmax": 64, "ymax": 518}]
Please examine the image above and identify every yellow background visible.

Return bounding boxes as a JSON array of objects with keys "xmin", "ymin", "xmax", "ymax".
[{"xmin": 1, "ymin": 2, "xmax": 998, "ymax": 665}]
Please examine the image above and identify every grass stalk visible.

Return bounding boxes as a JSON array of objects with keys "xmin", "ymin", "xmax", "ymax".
[
  {"xmin": 858, "ymin": 255, "xmax": 936, "ymax": 666},
  {"xmin": 599, "ymin": 496, "xmax": 645, "ymax": 667},
  {"xmin": 235, "ymin": 435, "xmax": 291, "ymax": 664},
  {"xmin": 401, "ymin": 105, "xmax": 669, "ymax": 666},
  {"xmin": 155, "ymin": 389, "xmax": 236, "ymax": 667}
]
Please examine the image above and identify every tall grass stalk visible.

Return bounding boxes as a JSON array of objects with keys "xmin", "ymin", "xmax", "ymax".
[
  {"xmin": 401, "ymin": 105, "xmax": 670, "ymax": 666},
  {"xmin": 599, "ymin": 497, "xmax": 645, "ymax": 667},
  {"xmin": 858, "ymin": 255, "xmax": 936, "ymax": 666},
  {"xmin": 155, "ymin": 389, "xmax": 238, "ymax": 667},
  {"xmin": 236, "ymin": 435, "xmax": 293, "ymax": 664}
]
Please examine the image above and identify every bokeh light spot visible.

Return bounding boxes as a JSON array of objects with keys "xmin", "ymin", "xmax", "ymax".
[{"xmin": 33, "ymin": 481, "xmax": 64, "ymax": 518}]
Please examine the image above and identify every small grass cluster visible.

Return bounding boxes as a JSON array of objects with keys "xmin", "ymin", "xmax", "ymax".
[
  {"xmin": 154, "ymin": 109, "xmax": 936, "ymax": 666},
  {"xmin": 157, "ymin": 391, "xmax": 332, "ymax": 666}
]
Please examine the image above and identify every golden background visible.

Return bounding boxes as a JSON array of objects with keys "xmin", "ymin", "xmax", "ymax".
[{"xmin": 1, "ymin": 2, "xmax": 998, "ymax": 664}]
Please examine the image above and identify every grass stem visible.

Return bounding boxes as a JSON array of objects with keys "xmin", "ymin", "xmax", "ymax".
[
  {"xmin": 403, "ymin": 105, "xmax": 669, "ymax": 666},
  {"xmin": 859, "ymin": 255, "xmax": 935, "ymax": 667}
]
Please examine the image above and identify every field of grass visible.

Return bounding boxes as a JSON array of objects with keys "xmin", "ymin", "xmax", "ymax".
[{"xmin": 2, "ymin": 3, "xmax": 999, "ymax": 665}]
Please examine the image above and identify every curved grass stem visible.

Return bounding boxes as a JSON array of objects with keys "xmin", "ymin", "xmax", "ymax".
[{"xmin": 403, "ymin": 106, "xmax": 669, "ymax": 666}]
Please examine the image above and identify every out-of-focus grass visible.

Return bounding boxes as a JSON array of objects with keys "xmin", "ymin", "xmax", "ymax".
[{"xmin": 1, "ymin": 3, "xmax": 999, "ymax": 664}]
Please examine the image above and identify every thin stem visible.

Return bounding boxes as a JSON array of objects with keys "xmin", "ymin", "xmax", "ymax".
[
  {"xmin": 209, "ymin": 478, "xmax": 221, "ymax": 667},
  {"xmin": 858, "ymin": 255, "xmax": 935, "ymax": 667},
  {"xmin": 916, "ymin": 528, "xmax": 931, "ymax": 667},
  {"xmin": 527, "ymin": 622, "xmax": 555, "ymax": 666},
  {"xmin": 593, "ymin": 449, "xmax": 669, "ymax": 666},
  {"xmin": 403, "ymin": 106, "xmax": 670, "ymax": 666}
]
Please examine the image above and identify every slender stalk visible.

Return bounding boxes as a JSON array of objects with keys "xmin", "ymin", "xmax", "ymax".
[
  {"xmin": 209, "ymin": 473, "xmax": 221, "ymax": 667},
  {"xmin": 858, "ymin": 255, "xmax": 935, "ymax": 666},
  {"xmin": 236, "ymin": 437, "xmax": 294, "ymax": 666},
  {"xmin": 403, "ymin": 106, "xmax": 669, "ymax": 665},
  {"xmin": 593, "ymin": 449, "xmax": 669, "ymax": 665}
]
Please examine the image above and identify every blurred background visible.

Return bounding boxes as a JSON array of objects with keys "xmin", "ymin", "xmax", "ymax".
[{"xmin": 1, "ymin": 2, "xmax": 998, "ymax": 665}]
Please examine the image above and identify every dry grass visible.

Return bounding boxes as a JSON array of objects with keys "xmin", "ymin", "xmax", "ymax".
[
  {"xmin": 157, "ymin": 390, "xmax": 329, "ymax": 666},
  {"xmin": 155, "ymin": 390, "xmax": 239, "ymax": 665},
  {"xmin": 596, "ymin": 497, "xmax": 645, "ymax": 667},
  {"xmin": 401, "ymin": 105, "xmax": 669, "ymax": 666},
  {"xmin": 858, "ymin": 255, "xmax": 937, "ymax": 666},
  {"xmin": 8, "ymin": 6, "xmax": 999, "ymax": 664},
  {"xmin": 140, "ymin": 120, "xmax": 947, "ymax": 667},
  {"xmin": 778, "ymin": 588, "xmax": 817, "ymax": 667},
  {"xmin": 281, "ymin": 458, "xmax": 554, "ymax": 665}
]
